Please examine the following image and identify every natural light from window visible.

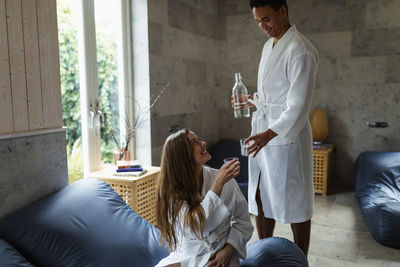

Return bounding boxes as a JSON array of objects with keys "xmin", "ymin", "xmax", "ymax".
[{"xmin": 57, "ymin": 0, "xmax": 125, "ymax": 182}]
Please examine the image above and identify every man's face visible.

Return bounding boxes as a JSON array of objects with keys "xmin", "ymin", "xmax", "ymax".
[{"xmin": 253, "ymin": 5, "xmax": 287, "ymax": 38}]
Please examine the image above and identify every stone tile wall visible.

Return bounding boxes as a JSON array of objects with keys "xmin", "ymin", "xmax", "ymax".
[
  {"xmin": 148, "ymin": 0, "xmax": 223, "ymax": 165},
  {"xmin": 294, "ymin": 0, "xmax": 400, "ymax": 185},
  {"xmin": 149, "ymin": 0, "xmax": 400, "ymax": 186}
]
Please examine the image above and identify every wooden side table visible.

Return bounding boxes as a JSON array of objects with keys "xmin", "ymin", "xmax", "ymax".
[
  {"xmin": 313, "ymin": 147, "xmax": 335, "ymax": 195},
  {"xmin": 87, "ymin": 166, "xmax": 160, "ymax": 226}
]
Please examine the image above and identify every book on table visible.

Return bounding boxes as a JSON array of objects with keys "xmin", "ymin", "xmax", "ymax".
[
  {"xmin": 116, "ymin": 160, "xmax": 142, "ymax": 169},
  {"xmin": 113, "ymin": 168, "xmax": 147, "ymax": 177},
  {"xmin": 114, "ymin": 160, "xmax": 146, "ymax": 176},
  {"xmin": 116, "ymin": 167, "xmax": 143, "ymax": 173},
  {"xmin": 313, "ymin": 143, "xmax": 333, "ymax": 150}
]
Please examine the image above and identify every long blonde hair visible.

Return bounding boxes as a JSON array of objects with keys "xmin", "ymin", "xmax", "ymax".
[{"xmin": 156, "ymin": 129, "xmax": 205, "ymax": 249}]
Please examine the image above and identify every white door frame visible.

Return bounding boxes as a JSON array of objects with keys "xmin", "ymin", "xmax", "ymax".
[{"xmin": 77, "ymin": 0, "xmax": 101, "ymax": 175}]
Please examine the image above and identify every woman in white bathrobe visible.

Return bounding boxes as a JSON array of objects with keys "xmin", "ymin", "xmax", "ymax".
[
  {"xmin": 241, "ymin": 0, "xmax": 319, "ymax": 256},
  {"xmin": 155, "ymin": 129, "xmax": 253, "ymax": 267}
]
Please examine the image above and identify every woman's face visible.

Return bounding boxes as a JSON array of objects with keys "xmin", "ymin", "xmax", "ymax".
[{"xmin": 187, "ymin": 131, "xmax": 211, "ymax": 166}]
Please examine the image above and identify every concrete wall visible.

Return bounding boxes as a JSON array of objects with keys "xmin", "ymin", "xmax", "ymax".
[
  {"xmin": 286, "ymin": 0, "xmax": 400, "ymax": 186},
  {"xmin": 148, "ymin": 0, "xmax": 226, "ymax": 165},
  {"xmin": 295, "ymin": 0, "xmax": 400, "ymax": 186},
  {"xmin": 149, "ymin": 0, "xmax": 400, "ymax": 186},
  {"xmin": 0, "ymin": 129, "xmax": 68, "ymax": 218}
]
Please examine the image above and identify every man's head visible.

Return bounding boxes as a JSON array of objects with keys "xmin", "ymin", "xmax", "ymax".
[
  {"xmin": 249, "ymin": 0, "xmax": 287, "ymax": 12},
  {"xmin": 250, "ymin": 0, "xmax": 290, "ymax": 39}
]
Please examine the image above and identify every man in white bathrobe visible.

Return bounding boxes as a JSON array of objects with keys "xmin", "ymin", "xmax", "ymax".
[{"xmin": 242, "ymin": 0, "xmax": 319, "ymax": 256}]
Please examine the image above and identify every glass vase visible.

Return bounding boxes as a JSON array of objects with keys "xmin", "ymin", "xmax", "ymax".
[{"xmin": 113, "ymin": 148, "xmax": 130, "ymax": 165}]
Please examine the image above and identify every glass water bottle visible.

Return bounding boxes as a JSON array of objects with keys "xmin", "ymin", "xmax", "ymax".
[{"xmin": 232, "ymin": 73, "xmax": 250, "ymax": 118}]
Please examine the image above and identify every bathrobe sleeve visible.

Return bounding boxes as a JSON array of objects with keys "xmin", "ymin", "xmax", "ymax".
[
  {"xmin": 200, "ymin": 190, "xmax": 232, "ymax": 235},
  {"xmin": 180, "ymin": 183, "xmax": 252, "ymax": 264},
  {"xmin": 225, "ymin": 181, "xmax": 254, "ymax": 259},
  {"xmin": 156, "ymin": 191, "xmax": 232, "ymax": 267},
  {"xmin": 179, "ymin": 189, "xmax": 232, "ymax": 242},
  {"xmin": 157, "ymin": 166, "xmax": 254, "ymax": 267},
  {"xmin": 269, "ymin": 52, "xmax": 318, "ymax": 141}
]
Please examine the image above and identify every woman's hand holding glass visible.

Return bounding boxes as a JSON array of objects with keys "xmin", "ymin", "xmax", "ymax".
[{"xmin": 211, "ymin": 158, "xmax": 240, "ymax": 197}]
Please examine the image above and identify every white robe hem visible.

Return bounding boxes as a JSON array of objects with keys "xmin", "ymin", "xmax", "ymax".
[{"xmin": 248, "ymin": 210, "xmax": 313, "ymax": 224}]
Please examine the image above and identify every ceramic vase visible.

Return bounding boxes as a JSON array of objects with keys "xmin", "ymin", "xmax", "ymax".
[{"xmin": 310, "ymin": 109, "xmax": 329, "ymax": 144}]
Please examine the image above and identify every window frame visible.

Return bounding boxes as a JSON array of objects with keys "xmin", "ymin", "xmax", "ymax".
[{"xmin": 77, "ymin": 0, "xmax": 139, "ymax": 175}]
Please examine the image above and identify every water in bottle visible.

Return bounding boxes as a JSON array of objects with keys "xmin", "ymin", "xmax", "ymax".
[{"xmin": 232, "ymin": 73, "xmax": 250, "ymax": 118}]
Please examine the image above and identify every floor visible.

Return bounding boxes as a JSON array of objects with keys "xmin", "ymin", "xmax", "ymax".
[{"xmin": 247, "ymin": 190, "xmax": 400, "ymax": 267}]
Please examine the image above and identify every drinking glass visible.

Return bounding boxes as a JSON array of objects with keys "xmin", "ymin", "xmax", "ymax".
[
  {"xmin": 240, "ymin": 138, "xmax": 249, "ymax": 156},
  {"xmin": 223, "ymin": 157, "xmax": 238, "ymax": 164}
]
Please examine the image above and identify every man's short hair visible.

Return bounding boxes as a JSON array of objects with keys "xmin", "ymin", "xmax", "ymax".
[{"xmin": 249, "ymin": 0, "xmax": 288, "ymax": 12}]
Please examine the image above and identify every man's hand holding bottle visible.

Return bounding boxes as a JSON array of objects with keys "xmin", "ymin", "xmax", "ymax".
[{"xmin": 231, "ymin": 94, "xmax": 254, "ymax": 110}]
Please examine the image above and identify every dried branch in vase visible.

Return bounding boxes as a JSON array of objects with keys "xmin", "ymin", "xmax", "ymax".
[{"xmin": 104, "ymin": 81, "xmax": 170, "ymax": 151}]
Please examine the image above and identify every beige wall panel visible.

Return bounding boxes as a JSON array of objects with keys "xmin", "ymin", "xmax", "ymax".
[
  {"xmin": 22, "ymin": 0, "xmax": 44, "ymax": 130},
  {"xmin": 6, "ymin": 0, "xmax": 29, "ymax": 132},
  {"xmin": 37, "ymin": 0, "xmax": 62, "ymax": 128},
  {"xmin": 366, "ymin": 0, "xmax": 400, "ymax": 29},
  {"xmin": 0, "ymin": 0, "xmax": 14, "ymax": 134}
]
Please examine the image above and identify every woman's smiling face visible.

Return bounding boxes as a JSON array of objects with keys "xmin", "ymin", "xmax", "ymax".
[{"xmin": 187, "ymin": 131, "xmax": 211, "ymax": 166}]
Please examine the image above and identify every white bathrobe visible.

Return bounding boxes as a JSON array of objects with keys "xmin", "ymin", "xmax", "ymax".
[
  {"xmin": 155, "ymin": 166, "xmax": 253, "ymax": 267},
  {"xmin": 248, "ymin": 25, "xmax": 319, "ymax": 223}
]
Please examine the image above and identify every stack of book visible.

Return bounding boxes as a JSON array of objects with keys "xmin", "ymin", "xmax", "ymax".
[
  {"xmin": 313, "ymin": 143, "xmax": 334, "ymax": 150},
  {"xmin": 114, "ymin": 160, "xmax": 146, "ymax": 176}
]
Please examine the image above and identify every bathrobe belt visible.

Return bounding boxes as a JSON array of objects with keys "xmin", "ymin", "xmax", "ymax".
[{"xmin": 248, "ymin": 92, "xmax": 285, "ymax": 120}]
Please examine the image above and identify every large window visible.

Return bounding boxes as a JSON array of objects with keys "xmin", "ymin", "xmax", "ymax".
[
  {"xmin": 94, "ymin": 0, "xmax": 121, "ymax": 164},
  {"xmin": 58, "ymin": 0, "xmax": 137, "ymax": 181}
]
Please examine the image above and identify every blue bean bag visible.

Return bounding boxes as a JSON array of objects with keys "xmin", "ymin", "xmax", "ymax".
[
  {"xmin": 0, "ymin": 178, "xmax": 308, "ymax": 266},
  {"xmin": 0, "ymin": 179, "xmax": 169, "ymax": 267},
  {"xmin": 354, "ymin": 151, "xmax": 400, "ymax": 248},
  {"xmin": 0, "ymin": 239, "xmax": 33, "ymax": 267},
  {"xmin": 241, "ymin": 237, "xmax": 308, "ymax": 267}
]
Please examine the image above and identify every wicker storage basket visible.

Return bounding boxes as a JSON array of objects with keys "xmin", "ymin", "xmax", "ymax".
[
  {"xmin": 313, "ymin": 147, "xmax": 334, "ymax": 195},
  {"xmin": 87, "ymin": 166, "xmax": 160, "ymax": 226}
]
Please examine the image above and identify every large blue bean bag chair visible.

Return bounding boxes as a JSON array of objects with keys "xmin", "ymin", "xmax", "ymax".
[
  {"xmin": 0, "ymin": 178, "xmax": 308, "ymax": 266},
  {"xmin": 354, "ymin": 151, "xmax": 400, "ymax": 248},
  {"xmin": 0, "ymin": 179, "xmax": 169, "ymax": 267},
  {"xmin": 0, "ymin": 239, "xmax": 34, "ymax": 267},
  {"xmin": 241, "ymin": 237, "xmax": 308, "ymax": 267}
]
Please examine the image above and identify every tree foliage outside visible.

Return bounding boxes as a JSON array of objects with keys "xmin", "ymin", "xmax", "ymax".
[
  {"xmin": 58, "ymin": 1, "xmax": 120, "ymax": 182},
  {"xmin": 58, "ymin": 1, "xmax": 81, "ymax": 150},
  {"xmin": 66, "ymin": 138, "xmax": 84, "ymax": 184}
]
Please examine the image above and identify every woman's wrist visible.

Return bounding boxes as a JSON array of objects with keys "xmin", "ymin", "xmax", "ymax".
[
  {"xmin": 225, "ymin": 243, "xmax": 236, "ymax": 257},
  {"xmin": 211, "ymin": 182, "xmax": 223, "ymax": 197}
]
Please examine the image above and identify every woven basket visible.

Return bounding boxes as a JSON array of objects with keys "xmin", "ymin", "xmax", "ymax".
[{"xmin": 87, "ymin": 167, "xmax": 160, "ymax": 226}]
